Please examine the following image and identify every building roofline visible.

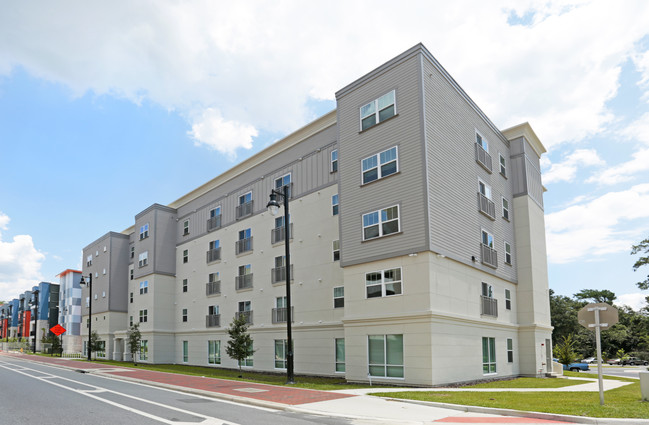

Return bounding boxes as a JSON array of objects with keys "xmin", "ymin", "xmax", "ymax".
[
  {"xmin": 501, "ymin": 122, "xmax": 547, "ymax": 157},
  {"xmin": 83, "ymin": 231, "xmax": 130, "ymax": 252},
  {"xmin": 56, "ymin": 269, "xmax": 82, "ymax": 278}
]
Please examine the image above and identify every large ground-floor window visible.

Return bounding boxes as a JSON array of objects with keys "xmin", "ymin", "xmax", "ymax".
[
  {"xmin": 368, "ymin": 334, "xmax": 403, "ymax": 378},
  {"xmin": 208, "ymin": 340, "xmax": 221, "ymax": 364},
  {"xmin": 183, "ymin": 341, "xmax": 188, "ymax": 363},
  {"xmin": 482, "ymin": 337, "xmax": 496, "ymax": 374},
  {"xmin": 140, "ymin": 340, "xmax": 148, "ymax": 361},
  {"xmin": 335, "ymin": 338, "xmax": 345, "ymax": 372},
  {"xmin": 274, "ymin": 339, "xmax": 287, "ymax": 369},
  {"xmin": 238, "ymin": 342, "xmax": 253, "ymax": 367}
]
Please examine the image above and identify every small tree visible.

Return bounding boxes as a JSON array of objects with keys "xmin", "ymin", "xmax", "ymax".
[
  {"xmin": 226, "ymin": 315, "xmax": 254, "ymax": 377},
  {"xmin": 89, "ymin": 331, "xmax": 103, "ymax": 360},
  {"xmin": 554, "ymin": 334, "xmax": 578, "ymax": 366},
  {"xmin": 126, "ymin": 323, "xmax": 142, "ymax": 365}
]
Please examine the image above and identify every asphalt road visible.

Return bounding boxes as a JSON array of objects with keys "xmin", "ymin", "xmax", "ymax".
[
  {"xmin": 586, "ymin": 365, "xmax": 648, "ymax": 379},
  {"xmin": 0, "ymin": 357, "xmax": 355, "ymax": 425}
]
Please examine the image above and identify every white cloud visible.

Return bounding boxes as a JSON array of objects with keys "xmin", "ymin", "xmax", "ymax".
[
  {"xmin": 586, "ymin": 148, "xmax": 649, "ymax": 185},
  {"xmin": 0, "ymin": 1, "xmax": 647, "ymax": 157},
  {"xmin": 617, "ymin": 293, "xmax": 648, "ymax": 311},
  {"xmin": 542, "ymin": 149, "xmax": 605, "ymax": 184},
  {"xmin": 545, "ymin": 183, "xmax": 649, "ymax": 264},
  {"xmin": 0, "ymin": 212, "xmax": 45, "ymax": 301},
  {"xmin": 620, "ymin": 112, "xmax": 649, "ymax": 145},
  {"xmin": 188, "ymin": 108, "xmax": 258, "ymax": 159}
]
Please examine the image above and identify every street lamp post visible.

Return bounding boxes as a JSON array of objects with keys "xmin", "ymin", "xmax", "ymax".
[
  {"xmin": 267, "ymin": 185, "xmax": 294, "ymax": 384},
  {"xmin": 30, "ymin": 289, "xmax": 39, "ymax": 353},
  {"xmin": 1, "ymin": 311, "xmax": 5, "ymax": 342},
  {"xmin": 79, "ymin": 274, "xmax": 93, "ymax": 361}
]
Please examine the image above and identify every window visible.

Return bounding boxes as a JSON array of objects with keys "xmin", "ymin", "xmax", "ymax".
[
  {"xmin": 332, "ymin": 194, "xmax": 339, "ymax": 216},
  {"xmin": 478, "ymin": 179, "xmax": 492, "ymax": 199},
  {"xmin": 275, "ymin": 173, "xmax": 291, "ymax": 198},
  {"xmin": 138, "ymin": 251, "xmax": 148, "ymax": 267},
  {"xmin": 331, "ymin": 149, "xmax": 338, "ymax": 172},
  {"xmin": 507, "ymin": 338, "xmax": 514, "ymax": 363},
  {"xmin": 207, "ymin": 240, "xmax": 221, "ymax": 263},
  {"xmin": 482, "ymin": 282, "xmax": 493, "ymax": 298},
  {"xmin": 368, "ymin": 334, "xmax": 403, "ymax": 378},
  {"xmin": 140, "ymin": 340, "xmax": 148, "ymax": 361},
  {"xmin": 504, "ymin": 242, "xmax": 512, "ymax": 265},
  {"xmin": 502, "ymin": 197, "xmax": 510, "ymax": 221},
  {"xmin": 333, "ymin": 240, "xmax": 340, "ymax": 262},
  {"xmin": 183, "ymin": 220, "xmax": 190, "ymax": 236},
  {"xmin": 139, "ymin": 309, "xmax": 148, "ymax": 323},
  {"xmin": 475, "ymin": 132, "xmax": 493, "ymax": 172},
  {"xmin": 333, "ymin": 286, "xmax": 344, "ymax": 308},
  {"xmin": 236, "ymin": 228, "xmax": 252, "ymax": 254},
  {"xmin": 130, "ymin": 268, "xmax": 134, "ymax": 280},
  {"xmin": 130, "ymin": 247, "xmax": 134, "ymax": 259},
  {"xmin": 139, "ymin": 223, "xmax": 149, "ymax": 240},
  {"xmin": 129, "ymin": 292, "xmax": 133, "ymax": 303},
  {"xmin": 86, "ymin": 255, "xmax": 92, "ymax": 267},
  {"xmin": 236, "ymin": 265, "xmax": 253, "ymax": 290},
  {"xmin": 335, "ymin": 338, "xmax": 345, "ymax": 372},
  {"xmin": 362, "ymin": 146, "xmax": 398, "ymax": 184},
  {"xmin": 139, "ymin": 280, "xmax": 148, "ymax": 295},
  {"xmin": 208, "ymin": 340, "xmax": 221, "ymax": 364},
  {"xmin": 362, "ymin": 205, "xmax": 400, "ymax": 240},
  {"xmin": 360, "ymin": 90, "xmax": 396, "ymax": 131},
  {"xmin": 366, "ymin": 268, "xmax": 402, "ymax": 298},
  {"xmin": 505, "ymin": 289, "xmax": 512, "ymax": 310},
  {"xmin": 499, "ymin": 154, "xmax": 507, "ymax": 177},
  {"xmin": 481, "ymin": 230, "xmax": 494, "ymax": 248},
  {"xmin": 183, "ymin": 249, "xmax": 189, "ymax": 263},
  {"xmin": 208, "ymin": 207, "xmax": 222, "ymax": 231},
  {"xmin": 129, "ymin": 316, "xmax": 133, "ymax": 327},
  {"xmin": 182, "ymin": 308, "xmax": 188, "ymax": 322},
  {"xmin": 183, "ymin": 341, "xmax": 189, "ymax": 363},
  {"xmin": 275, "ymin": 339, "xmax": 288, "ymax": 369},
  {"xmin": 182, "ymin": 278, "xmax": 188, "ymax": 293},
  {"xmin": 482, "ymin": 337, "xmax": 496, "ymax": 374},
  {"xmin": 476, "ymin": 132, "xmax": 488, "ymax": 152},
  {"xmin": 239, "ymin": 341, "xmax": 253, "ymax": 367},
  {"xmin": 209, "ymin": 240, "xmax": 220, "ymax": 250}
]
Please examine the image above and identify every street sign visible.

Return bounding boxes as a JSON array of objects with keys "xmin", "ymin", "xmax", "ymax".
[
  {"xmin": 578, "ymin": 303, "xmax": 618, "ymax": 330},
  {"xmin": 50, "ymin": 324, "xmax": 66, "ymax": 336}
]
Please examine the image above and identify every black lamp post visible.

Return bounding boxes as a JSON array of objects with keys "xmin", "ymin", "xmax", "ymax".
[
  {"xmin": 1, "ymin": 311, "xmax": 5, "ymax": 342},
  {"xmin": 79, "ymin": 274, "xmax": 92, "ymax": 361},
  {"xmin": 6, "ymin": 305, "xmax": 11, "ymax": 342},
  {"xmin": 267, "ymin": 185, "xmax": 294, "ymax": 384},
  {"xmin": 30, "ymin": 289, "xmax": 39, "ymax": 353}
]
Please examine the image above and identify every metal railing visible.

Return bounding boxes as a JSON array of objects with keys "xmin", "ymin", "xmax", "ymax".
[
  {"xmin": 206, "ymin": 247, "xmax": 221, "ymax": 263},
  {"xmin": 235, "ymin": 274, "xmax": 253, "ymax": 290},
  {"xmin": 206, "ymin": 314, "xmax": 221, "ymax": 327},
  {"xmin": 235, "ymin": 310, "xmax": 253, "ymax": 325},
  {"xmin": 207, "ymin": 215, "xmax": 222, "ymax": 232},
  {"xmin": 236, "ymin": 200, "xmax": 254, "ymax": 219},
  {"xmin": 478, "ymin": 192, "xmax": 496, "ymax": 220},
  {"xmin": 235, "ymin": 237, "xmax": 253, "ymax": 255},
  {"xmin": 475, "ymin": 142, "xmax": 493, "ymax": 172},
  {"xmin": 271, "ymin": 265, "xmax": 294, "ymax": 284},
  {"xmin": 271, "ymin": 223, "xmax": 293, "ymax": 244},
  {"xmin": 271, "ymin": 307, "xmax": 294, "ymax": 324},
  {"xmin": 206, "ymin": 280, "xmax": 221, "ymax": 296},
  {"xmin": 480, "ymin": 243, "xmax": 498, "ymax": 268},
  {"xmin": 481, "ymin": 295, "xmax": 498, "ymax": 317}
]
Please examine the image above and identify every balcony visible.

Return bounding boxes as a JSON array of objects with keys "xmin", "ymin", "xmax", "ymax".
[
  {"xmin": 475, "ymin": 142, "xmax": 493, "ymax": 173},
  {"xmin": 235, "ymin": 237, "xmax": 253, "ymax": 255},
  {"xmin": 206, "ymin": 280, "xmax": 221, "ymax": 296},
  {"xmin": 481, "ymin": 295, "xmax": 498, "ymax": 317},
  {"xmin": 270, "ymin": 223, "xmax": 293, "ymax": 244},
  {"xmin": 480, "ymin": 243, "xmax": 498, "ymax": 268},
  {"xmin": 478, "ymin": 193, "xmax": 496, "ymax": 220},
  {"xmin": 235, "ymin": 310, "xmax": 253, "ymax": 325},
  {"xmin": 271, "ymin": 265, "xmax": 294, "ymax": 284},
  {"xmin": 235, "ymin": 273, "xmax": 253, "ymax": 290},
  {"xmin": 206, "ymin": 314, "xmax": 221, "ymax": 327},
  {"xmin": 206, "ymin": 247, "xmax": 221, "ymax": 263},
  {"xmin": 207, "ymin": 215, "xmax": 222, "ymax": 232},
  {"xmin": 271, "ymin": 307, "xmax": 294, "ymax": 324},
  {"xmin": 236, "ymin": 200, "xmax": 254, "ymax": 219}
]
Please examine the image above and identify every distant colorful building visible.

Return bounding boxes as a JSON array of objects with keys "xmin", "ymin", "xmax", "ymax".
[{"xmin": 57, "ymin": 269, "xmax": 83, "ymax": 353}]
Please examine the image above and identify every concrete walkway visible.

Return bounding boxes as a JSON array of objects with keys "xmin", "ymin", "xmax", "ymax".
[{"xmin": 1, "ymin": 351, "xmax": 646, "ymax": 425}]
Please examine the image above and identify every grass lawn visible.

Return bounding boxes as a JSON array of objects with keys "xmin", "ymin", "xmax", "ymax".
[
  {"xmin": 463, "ymin": 376, "xmax": 589, "ymax": 389},
  {"xmin": 372, "ymin": 374, "xmax": 648, "ymax": 419},
  {"xmin": 69, "ymin": 358, "xmax": 374, "ymax": 390}
]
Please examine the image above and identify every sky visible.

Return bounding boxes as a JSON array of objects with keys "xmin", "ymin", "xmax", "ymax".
[{"xmin": 1, "ymin": 1, "xmax": 649, "ymax": 309}]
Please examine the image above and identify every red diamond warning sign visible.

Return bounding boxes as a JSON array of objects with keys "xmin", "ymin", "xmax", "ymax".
[{"xmin": 50, "ymin": 324, "xmax": 66, "ymax": 336}]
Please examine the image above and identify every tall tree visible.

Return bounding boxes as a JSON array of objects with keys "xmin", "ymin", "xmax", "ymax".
[
  {"xmin": 573, "ymin": 289, "xmax": 616, "ymax": 305},
  {"xmin": 127, "ymin": 323, "xmax": 142, "ymax": 365},
  {"xmin": 226, "ymin": 314, "xmax": 254, "ymax": 377},
  {"xmin": 631, "ymin": 237, "xmax": 649, "ymax": 291}
]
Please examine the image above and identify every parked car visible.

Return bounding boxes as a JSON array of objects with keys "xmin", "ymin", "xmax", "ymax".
[
  {"xmin": 607, "ymin": 358, "xmax": 621, "ymax": 365},
  {"xmin": 581, "ymin": 357, "xmax": 596, "ymax": 364},
  {"xmin": 554, "ymin": 358, "xmax": 590, "ymax": 372},
  {"xmin": 621, "ymin": 357, "xmax": 649, "ymax": 366}
]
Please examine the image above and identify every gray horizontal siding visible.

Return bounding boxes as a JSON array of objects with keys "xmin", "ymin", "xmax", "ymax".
[{"xmin": 337, "ymin": 54, "xmax": 428, "ymax": 266}]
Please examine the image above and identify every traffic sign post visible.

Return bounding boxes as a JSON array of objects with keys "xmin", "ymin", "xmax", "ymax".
[{"xmin": 578, "ymin": 303, "xmax": 619, "ymax": 406}]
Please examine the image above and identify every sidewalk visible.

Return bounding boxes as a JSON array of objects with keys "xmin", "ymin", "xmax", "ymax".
[{"xmin": 2, "ymin": 352, "xmax": 646, "ymax": 425}]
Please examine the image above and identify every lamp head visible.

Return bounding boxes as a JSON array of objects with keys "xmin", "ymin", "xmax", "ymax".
[{"xmin": 267, "ymin": 192, "xmax": 281, "ymax": 216}]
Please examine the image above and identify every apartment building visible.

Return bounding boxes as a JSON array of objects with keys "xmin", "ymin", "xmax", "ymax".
[
  {"xmin": 57, "ymin": 269, "xmax": 83, "ymax": 353},
  {"xmin": 81, "ymin": 43, "xmax": 552, "ymax": 386}
]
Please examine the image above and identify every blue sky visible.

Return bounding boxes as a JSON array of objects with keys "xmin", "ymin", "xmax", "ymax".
[{"xmin": 1, "ymin": 1, "xmax": 649, "ymax": 309}]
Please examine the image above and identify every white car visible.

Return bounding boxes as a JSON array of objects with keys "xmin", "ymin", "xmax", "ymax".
[{"xmin": 581, "ymin": 357, "xmax": 596, "ymax": 364}]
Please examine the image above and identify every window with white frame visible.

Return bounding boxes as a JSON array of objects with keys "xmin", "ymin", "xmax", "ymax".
[
  {"xmin": 499, "ymin": 153, "xmax": 507, "ymax": 177},
  {"xmin": 368, "ymin": 334, "xmax": 403, "ymax": 378},
  {"xmin": 333, "ymin": 286, "xmax": 344, "ymax": 308},
  {"xmin": 332, "ymin": 194, "xmax": 339, "ymax": 216},
  {"xmin": 476, "ymin": 132, "xmax": 489, "ymax": 152},
  {"xmin": 139, "ymin": 280, "xmax": 148, "ymax": 295},
  {"xmin": 183, "ymin": 220, "xmax": 190, "ymax": 236},
  {"xmin": 482, "ymin": 282, "xmax": 494, "ymax": 298},
  {"xmin": 208, "ymin": 340, "xmax": 221, "ymax": 364},
  {"xmin": 478, "ymin": 179, "xmax": 492, "ymax": 199},
  {"xmin": 366, "ymin": 268, "xmax": 402, "ymax": 298},
  {"xmin": 239, "ymin": 341, "xmax": 253, "ymax": 367},
  {"xmin": 183, "ymin": 341, "xmax": 188, "ymax": 363},
  {"xmin": 335, "ymin": 338, "xmax": 345, "ymax": 372},
  {"xmin": 504, "ymin": 242, "xmax": 512, "ymax": 265},
  {"xmin": 210, "ymin": 206, "xmax": 221, "ymax": 218},
  {"xmin": 140, "ymin": 340, "xmax": 148, "ymax": 360},
  {"xmin": 139, "ymin": 223, "xmax": 149, "ymax": 240},
  {"xmin": 182, "ymin": 308, "xmax": 188, "ymax": 322},
  {"xmin": 138, "ymin": 251, "xmax": 148, "ymax": 267},
  {"xmin": 331, "ymin": 149, "xmax": 338, "ymax": 172},
  {"xmin": 502, "ymin": 197, "xmax": 510, "ymax": 221},
  {"xmin": 183, "ymin": 249, "xmax": 189, "ymax": 263},
  {"xmin": 239, "ymin": 192, "xmax": 252, "ymax": 205},
  {"xmin": 361, "ymin": 146, "xmax": 398, "ymax": 184},
  {"xmin": 505, "ymin": 289, "xmax": 512, "ymax": 310},
  {"xmin": 507, "ymin": 338, "xmax": 514, "ymax": 363},
  {"xmin": 129, "ymin": 292, "xmax": 133, "ymax": 303},
  {"xmin": 182, "ymin": 278, "xmax": 188, "ymax": 293},
  {"xmin": 481, "ymin": 230, "xmax": 494, "ymax": 248},
  {"xmin": 333, "ymin": 240, "xmax": 340, "ymax": 262},
  {"xmin": 360, "ymin": 90, "xmax": 396, "ymax": 131},
  {"xmin": 86, "ymin": 255, "xmax": 92, "ymax": 266},
  {"xmin": 363, "ymin": 205, "xmax": 400, "ymax": 240},
  {"xmin": 139, "ymin": 309, "xmax": 148, "ymax": 323},
  {"xmin": 275, "ymin": 339, "xmax": 288, "ymax": 369},
  {"xmin": 275, "ymin": 173, "xmax": 291, "ymax": 198},
  {"xmin": 482, "ymin": 337, "xmax": 496, "ymax": 374}
]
